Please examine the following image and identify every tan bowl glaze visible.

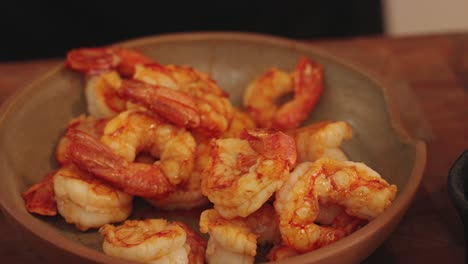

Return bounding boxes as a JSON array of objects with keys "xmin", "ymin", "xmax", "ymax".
[{"xmin": 0, "ymin": 32, "xmax": 426, "ymax": 264}]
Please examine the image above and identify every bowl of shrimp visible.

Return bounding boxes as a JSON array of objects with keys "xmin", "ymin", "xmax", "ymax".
[{"xmin": 0, "ymin": 32, "xmax": 426, "ymax": 264}]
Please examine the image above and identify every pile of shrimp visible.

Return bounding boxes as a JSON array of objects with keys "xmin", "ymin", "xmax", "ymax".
[{"xmin": 22, "ymin": 46, "xmax": 397, "ymax": 263}]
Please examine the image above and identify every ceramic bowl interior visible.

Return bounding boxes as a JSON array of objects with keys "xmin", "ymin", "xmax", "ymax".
[{"xmin": 0, "ymin": 33, "xmax": 426, "ymax": 264}]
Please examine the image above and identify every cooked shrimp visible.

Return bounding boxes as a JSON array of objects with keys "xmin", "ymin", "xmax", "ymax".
[
  {"xmin": 200, "ymin": 209, "xmax": 257, "ymax": 264},
  {"xmin": 67, "ymin": 129, "xmax": 176, "ymax": 198},
  {"xmin": 275, "ymin": 159, "xmax": 397, "ymax": 252},
  {"xmin": 22, "ymin": 171, "xmax": 57, "ymax": 216},
  {"xmin": 315, "ymin": 203, "xmax": 367, "ymax": 235},
  {"xmin": 101, "ymin": 110, "xmax": 196, "ymax": 186},
  {"xmin": 146, "ymin": 133, "xmax": 210, "ymax": 210},
  {"xmin": 175, "ymin": 221, "xmax": 207, "ymax": 264},
  {"xmin": 200, "ymin": 205, "xmax": 280, "ymax": 264},
  {"xmin": 85, "ymin": 71, "xmax": 126, "ymax": 119},
  {"xmin": 223, "ymin": 107, "xmax": 256, "ymax": 139},
  {"xmin": 118, "ymin": 79, "xmax": 200, "ymax": 128},
  {"xmin": 201, "ymin": 128, "xmax": 296, "ymax": 219},
  {"xmin": 134, "ymin": 64, "xmax": 233, "ymax": 137},
  {"xmin": 66, "ymin": 46, "xmax": 155, "ymax": 76},
  {"xmin": 243, "ymin": 57, "xmax": 324, "ymax": 130},
  {"xmin": 99, "ymin": 219, "xmax": 189, "ymax": 263},
  {"xmin": 288, "ymin": 121, "xmax": 352, "ymax": 162},
  {"xmin": 53, "ymin": 165, "xmax": 133, "ymax": 231},
  {"xmin": 56, "ymin": 115, "xmax": 108, "ymax": 165}
]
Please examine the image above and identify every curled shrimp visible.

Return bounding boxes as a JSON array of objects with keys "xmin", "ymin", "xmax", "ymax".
[
  {"xmin": 66, "ymin": 46, "xmax": 155, "ymax": 76},
  {"xmin": 53, "ymin": 165, "xmax": 133, "ymax": 231},
  {"xmin": 275, "ymin": 159, "xmax": 397, "ymax": 252},
  {"xmin": 175, "ymin": 221, "xmax": 207, "ymax": 264},
  {"xmin": 56, "ymin": 115, "xmax": 108, "ymax": 165},
  {"xmin": 84, "ymin": 71, "xmax": 127, "ymax": 119},
  {"xmin": 200, "ymin": 205, "xmax": 280, "ymax": 264},
  {"xmin": 201, "ymin": 128, "xmax": 297, "ymax": 219},
  {"xmin": 200, "ymin": 209, "xmax": 257, "ymax": 264},
  {"xmin": 134, "ymin": 64, "xmax": 233, "ymax": 137},
  {"xmin": 146, "ymin": 133, "xmax": 210, "ymax": 210},
  {"xmin": 101, "ymin": 110, "xmax": 196, "ymax": 186},
  {"xmin": 243, "ymin": 57, "xmax": 324, "ymax": 130},
  {"xmin": 22, "ymin": 171, "xmax": 57, "ymax": 216},
  {"xmin": 99, "ymin": 219, "xmax": 189, "ymax": 263},
  {"xmin": 267, "ymin": 245, "xmax": 299, "ymax": 261},
  {"xmin": 288, "ymin": 121, "xmax": 353, "ymax": 162},
  {"xmin": 222, "ymin": 107, "xmax": 256, "ymax": 139},
  {"xmin": 67, "ymin": 129, "xmax": 176, "ymax": 198}
]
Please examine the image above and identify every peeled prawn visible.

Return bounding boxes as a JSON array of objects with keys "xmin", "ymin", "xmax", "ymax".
[
  {"xmin": 100, "ymin": 110, "xmax": 196, "ymax": 186},
  {"xmin": 200, "ymin": 209, "xmax": 257, "ymax": 264},
  {"xmin": 146, "ymin": 133, "xmax": 210, "ymax": 210},
  {"xmin": 53, "ymin": 165, "xmax": 133, "ymax": 231},
  {"xmin": 288, "ymin": 121, "xmax": 352, "ymax": 162},
  {"xmin": 84, "ymin": 71, "xmax": 126, "ymax": 119},
  {"xmin": 275, "ymin": 159, "xmax": 397, "ymax": 252},
  {"xmin": 66, "ymin": 129, "xmax": 176, "ymax": 198},
  {"xmin": 200, "ymin": 204, "xmax": 280, "ymax": 264},
  {"xmin": 133, "ymin": 64, "xmax": 233, "ymax": 137},
  {"xmin": 56, "ymin": 115, "xmax": 108, "ymax": 165},
  {"xmin": 201, "ymin": 128, "xmax": 296, "ymax": 219},
  {"xmin": 243, "ymin": 57, "xmax": 324, "ymax": 130},
  {"xmin": 99, "ymin": 219, "xmax": 189, "ymax": 263},
  {"xmin": 222, "ymin": 107, "xmax": 256, "ymax": 139}
]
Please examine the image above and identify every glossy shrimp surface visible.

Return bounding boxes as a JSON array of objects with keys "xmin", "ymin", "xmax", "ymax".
[
  {"xmin": 288, "ymin": 121, "xmax": 353, "ymax": 162},
  {"xmin": 200, "ymin": 204, "xmax": 280, "ymax": 264},
  {"xmin": 101, "ymin": 109, "xmax": 196, "ymax": 186},
  {"xmin": 146, "ymin": 133, "xmax": 210, "ymax": 210},
  {"xmin": 200, "ymin": 209, "xmax": 257, "ymax": 264},
  {"xmin": 85, "ymin": 71, "xmax": 126, "ymax": 119},
  {"xmin": 222, "ymin": 107, "xmax": 256, "ymax": 139},
  {"xmin": 67, "ymin": 129, "xmax": 176, "ymax": 198},
  {"xmin": 53, "ymin": 165, "xmax": 133, "ymax": 231},
  {"xmin": 22, "ymin": 171, "xmax": 57, "ymax": 216},
  {"xmin": 99, "ymin": 219, "xmax": 189, "ymax": 263},
  {"xmin": 201, "ymin": 128, "xmax": 297, "ymax": 219},
  {"xmin": 275, "ymin": 159, "xmax": 397, "ymax": 252},
  {"xmin": 243, "ymin": 57, "xmax": 324, "ymax": 130},
  {"xmin": 134, "ymin": 64, "xmax": 233, "ymax": 137},
  {"xmin": 56, "ymin": 115, "xmax": 108, "ymax": 165}
]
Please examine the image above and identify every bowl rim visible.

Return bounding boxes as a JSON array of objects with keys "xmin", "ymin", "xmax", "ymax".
[{"xmin": 0, "ymin": 31, "xmax": 426, "ymax": 264}]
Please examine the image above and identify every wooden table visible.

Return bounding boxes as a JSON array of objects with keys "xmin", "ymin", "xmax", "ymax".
[{"xmin": 1, "ymin": 34, "xmax": 468, "ymax": 263}]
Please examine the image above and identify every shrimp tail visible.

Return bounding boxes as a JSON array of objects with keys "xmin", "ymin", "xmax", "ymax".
[
  {"xmin": 22, "ymin": 171, "xmax": 57, "ymax": 216},
  {"xmin": 120, "ymin": 79, "xmax": 200, "ymax": 127},
  {"xmin": 240, "ymin": 128, "xmax": 297, "ymax": 167},
  {"xmin": 273, "ymin": 57, "xmax": 324, "ymax": 130},
  {"xmin": 66, "ymin": 129, "xmax": 175, "ymax": 198}
]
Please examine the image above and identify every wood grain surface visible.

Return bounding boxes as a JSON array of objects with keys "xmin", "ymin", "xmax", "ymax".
[{"xmin": 1, "ymin": 34, "xmax": 467, "ymax": 263}]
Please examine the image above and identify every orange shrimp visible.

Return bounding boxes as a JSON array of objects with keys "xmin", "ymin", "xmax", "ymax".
[
  {"xmin": 55, "ymin": 115, "xmax": 108, "ymax": 165},
  {"xmin": 288, "ymin": 121, "xmax": 353, "ymax": 162},
  {"xmin": 66, "ymin": 129, "xmax": 176, "ymax": 198},
  {"xmin": 274, "ymin": 159, "xmax": 397, "ymax": 253},
  {"xmin": 201, "ymin": 128, "xmax": 296, "ymax": 219},
  {"xmin": 243, "ymin": 57, "xmax": 324, "ymax": 130},
  {"xmin": 222, "ymin": 107, "xmax": 256, "ymax": 139},
  {"xmin": 66, "ymin": 46, "xmax": 155, "ymax": 76},
  {"xmin": 118, "ymin": 79, "xmax": 200, "ymax": 128},
  {"xmin": 133, "ymin": 64, "xmax": 233, "ymax": 137},
  {"xmin": 22, "ymin": 171, "xmax": 57, "ymax": 216},
  {"xmin": 175, "ymin": 221, "xmax": 207, "ymax": 264}
]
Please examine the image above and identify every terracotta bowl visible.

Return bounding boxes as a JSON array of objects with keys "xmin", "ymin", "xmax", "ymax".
[{"xmin": 0, "ymin": 32, "xmax": 426, "ymax": 264}]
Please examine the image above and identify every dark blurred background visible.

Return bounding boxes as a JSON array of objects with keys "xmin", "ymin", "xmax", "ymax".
[{"xmin": 1, "ymin": 1, "xmax": 383, "ymax": 61}]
